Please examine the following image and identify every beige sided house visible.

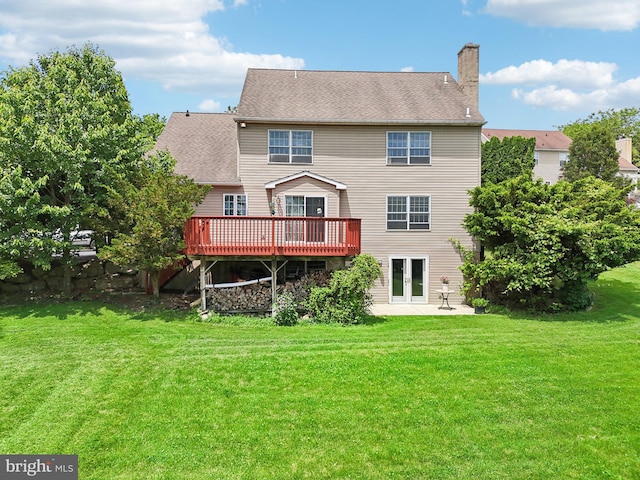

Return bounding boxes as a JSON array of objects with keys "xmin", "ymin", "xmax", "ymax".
[
  {"xmin": 156, "ymin": 44, "xmax": 484, "ymax": 311},
  {"xmin": 616, "ymin": 137, "xmax": 640, "ymax": 205},
  {"xmin": 481, "ymin": 129, "xmax": 572, "ymax": 184}
]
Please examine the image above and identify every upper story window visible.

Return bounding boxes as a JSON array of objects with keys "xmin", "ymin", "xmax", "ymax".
[
  {"xmin": 387, "ymin": 131, "xmax": 431, "ymax": 165},
  {"xmin": 387, "ymin": 195, "xmax": 430, "ymax": 230},
  {"xmin": 559, "ymin": 153, "xmax": 568, "ymax": 168},
  {"xmin": 224, "ymin": 194, "xmax": 247, "ymax": 216},
  {"xmin": 269, "ymin": 130, "xmax": 313, "ymax": 164},
  {"xmin": 534, "ymin": 152, "xmax": 539, "ymax": 166}
]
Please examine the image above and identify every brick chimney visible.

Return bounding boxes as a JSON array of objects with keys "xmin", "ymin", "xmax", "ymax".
[
  {"xmin": 616, "ymin": 137, "xmax": 633, "ymax": 163},
  {"xmin": 458, "ymin": 43, "xmax": 480, "ymax": 111}
]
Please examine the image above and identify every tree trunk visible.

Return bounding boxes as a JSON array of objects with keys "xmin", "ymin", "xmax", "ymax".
[
  {"xmin": 150, "ymin": 271, "xmax": 160, "ymax": 301},
  {"xmin": 63, "ymin": 264, "xmax": 72, "ymax": 296},
  {"xmin": 62, "ymin": 249, "xmax": 72, "ymax": 296}
]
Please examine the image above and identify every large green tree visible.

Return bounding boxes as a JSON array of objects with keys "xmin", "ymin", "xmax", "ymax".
[
  {"xmin": 0, "ymin": 166, "xmax": 67, "ymax": 279},
  {"xmin": 135, "ymin": 113, "xmax": 167, "ymax": 150},
  {"xmin": 0, "ymin": 44, "xmax": 148, "ymax": 292},
  {"xmin": 481, "ymin": 136, "xmax": 536, "ymax": 185},
  {"xmin": 99, "ymin": 152, "xmax": 210, "ymax": 299},
  {"xmin": 561, "ymin": 107, "xmax": 640, "ymax": 165},
  {"xmin": 563, "ymin": 124, "xmax": 620, "ymax": 183},
  {"xmin": 460, "ymin": 176, "xmax": 640, "ymax": 312}
]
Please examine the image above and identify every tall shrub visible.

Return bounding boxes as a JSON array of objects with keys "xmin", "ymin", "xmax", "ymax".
[
  {"xmin": 460, "ymin": 176, "xmax": 640, "ymax": 312},
  {"xmin": 305, "ymin": 254, "xmax": 382, "ymax": 324},
  {"xmin": 273, "ymin": 291, "xmax": 299, "ymax": 326}
]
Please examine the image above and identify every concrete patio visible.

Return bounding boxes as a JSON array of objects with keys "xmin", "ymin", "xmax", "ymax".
[{"xmin": 370, "ymin": 303, "xmax": 475, "ymax": 316}]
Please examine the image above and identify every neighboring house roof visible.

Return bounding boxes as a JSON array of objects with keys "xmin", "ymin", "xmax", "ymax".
[
  {"xmin": 154, "ymin": 112, "xmax": 239, "ymax": 185},
  {"xmin": 264, "ymin": 171, "xmax": 347, "ymax": 190},
  {"xmin": 618, "ymin": 156, "xmax": 638, "ymax": 172},
  {"xmin": 236, "ymin": 69, "xmax": 485, "ymax": 125},
  {"xmin": 482, "ymin": 129, "xmax": 571, "ymax": 151}
]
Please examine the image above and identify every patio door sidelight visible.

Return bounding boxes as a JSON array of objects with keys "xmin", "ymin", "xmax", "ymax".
[{"xmin": 390, "ymin": 257, "xmax": 428, "ymax": 303}]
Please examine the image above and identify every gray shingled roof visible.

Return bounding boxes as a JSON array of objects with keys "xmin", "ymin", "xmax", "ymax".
[
  {"xmin": 482, "ymin": 129, "xmax": 571, "ymax": 151},
  {"xmin": 154, "ymin": 112, "xmax": 239, "ymax": 184},
  {"xmin": 236, "ymin": 69, "xmax": 485, "ymax": 125}
]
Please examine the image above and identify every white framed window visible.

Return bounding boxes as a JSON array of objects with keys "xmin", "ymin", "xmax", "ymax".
[
  {"xmin": 559, "ymin": 153, "xmax": 568, "ymax": 168},
  {"xmin": 223, "ymin": 194, "xmax": 247, "ymax": 216},
  {"xmin": 269, "ymin": 130, "xmax": 313, "ymax": 164},
  {"xmin": 285, "ymin": 195, "xmax": 305, "ymax": 216},
  {"xmin": 387, "ymin": 131, "xmax": 431, "ymax": 165},
  {"xmin": 534, "ymin": 152, "xmax": 539, "ymax": 166},
  {"xmin": 387, "ymin": 195, "xmax": 430, "ymax": 230}
]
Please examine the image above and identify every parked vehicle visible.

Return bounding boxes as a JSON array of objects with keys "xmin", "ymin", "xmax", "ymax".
[{"xmin": 53, "ymin": 227, "xmax": 95, "ymax": 249}]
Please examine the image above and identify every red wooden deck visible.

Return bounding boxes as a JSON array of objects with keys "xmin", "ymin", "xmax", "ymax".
[{"xmin": 184, "ymin": 216, "xmax": 361, "ymax": 257}]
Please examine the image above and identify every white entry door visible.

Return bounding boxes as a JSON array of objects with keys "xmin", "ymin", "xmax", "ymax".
[{"xmin": 390, "ymin": 257, "xmax": 428, "ymax": 303}]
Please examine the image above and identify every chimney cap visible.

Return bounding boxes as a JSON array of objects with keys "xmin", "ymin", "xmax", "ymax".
[{"xmin": 458, "ymin": 43, "xmax": 480, "ymax": 55}]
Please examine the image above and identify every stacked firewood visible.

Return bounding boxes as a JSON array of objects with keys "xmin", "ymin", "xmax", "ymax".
[
  {"xmin": 282, "ymin": 270, "xmax": 332, "ymax": 304},
  {"xmin": 208, "ymin": 270, "xmax": 332, "ymax": 312},
  {"xmin": 208, "ymin": 282, "xmax": 272, "ymax": 312}
]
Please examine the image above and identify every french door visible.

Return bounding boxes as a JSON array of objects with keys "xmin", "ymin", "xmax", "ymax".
[{"xmin": 390, "ymin": 257, "xmax": 428, "ymax": 303}]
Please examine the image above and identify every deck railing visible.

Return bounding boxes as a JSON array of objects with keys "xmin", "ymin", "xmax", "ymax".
[{"xmin": 184, "ymin": 216, "xmax": 361, "ymax": 257}]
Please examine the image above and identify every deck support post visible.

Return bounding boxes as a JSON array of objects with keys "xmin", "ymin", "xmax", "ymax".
[
  {"xmin": 271, "ymin": 257, "xmax": 277, "ymax": 317},
  {"xmin": 200, "ymin": 258, "xmax": 207, "ymax": 312},
  {"xmin": 260, "ymin": 259, "xmax": 287, "ymax": 317}
]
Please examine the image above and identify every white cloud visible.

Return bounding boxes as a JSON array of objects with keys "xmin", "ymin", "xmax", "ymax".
[
  {"xmin": 481, "ymin": 59, "xmax": 617, "ymax": 89},
  {"xmin": 484, "ymin": 0, "xmax": 640, "ymax": 31},
  {"xmin": 483, "ymin": 57, "xmax": 640, "ymax": 111},
  {"xmin": 198, "ymin": 99, "xmax": 222, "ymax": 111},
  {"xmin": 461, "ymin": 0, "xmax": 472, "ymax": 16},
  {"xmin": 0, "ymin": 0, "xmax": 305, "ymax": 97},
  {"xmin": 401, "ymin": 66, "xmax": 414, "ymax": 72},
  {"xmin": 512, "ymin": 78, "xmax": 640, "ymax": 111}
]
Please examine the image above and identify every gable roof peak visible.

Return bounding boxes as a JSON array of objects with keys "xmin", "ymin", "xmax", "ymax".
[{"xmin": 264, "ymin": 171, "xmax": 347, "ymax": 190}]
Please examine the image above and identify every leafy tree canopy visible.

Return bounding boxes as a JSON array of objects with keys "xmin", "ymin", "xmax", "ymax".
[
  {"xmin": 99, "ymin": 151, "xmax": 210, "ymax": 299},
  {"xmin": 563, "ymin": 124, "xmax": 620, "ymax": 183},
  {"xmin": 135, "ymin": 113, "xmax": 167, "ymax": 150},
  {"xmin": 0, "ymin": 43, "xmax": 150, "ymax": 291},
  {"xmin": 561, "ymin": 107, "xmax": 640, "ymax": 166},
  {"xmin": 481, "ymin": 135, "xmax": 536, "ymax": 185},
  {"xmin": 460, "ymin": 176, "xmax": 640, "ymax": 312},
  {"xmin": 0, "ymin": 166, "xmax": 69, "ymax": 279}
]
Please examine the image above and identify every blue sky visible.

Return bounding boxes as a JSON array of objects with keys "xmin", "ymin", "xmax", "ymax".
[{"xmin": 1, "ymin": 0, "xmax": 639, "ymax": 130}]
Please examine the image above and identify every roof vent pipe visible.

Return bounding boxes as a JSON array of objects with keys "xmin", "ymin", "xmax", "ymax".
[
  {"xmin": 444, "ymin": 74, "xmax": 448, "ymax": 84},
  {"xmin": 465, "ymin": 107, "xmax": 471, "ymax": 118}
]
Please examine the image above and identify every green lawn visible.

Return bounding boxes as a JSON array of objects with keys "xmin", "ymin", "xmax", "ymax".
[{"xmin": 1, "ymin": 264, "xmax": 640, "ymax": 479}]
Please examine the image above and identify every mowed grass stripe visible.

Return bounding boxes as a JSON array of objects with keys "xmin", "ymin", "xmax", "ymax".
[{"xmin": 0, "ymin": 263, "xmax": 638, "ymax": 479}]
